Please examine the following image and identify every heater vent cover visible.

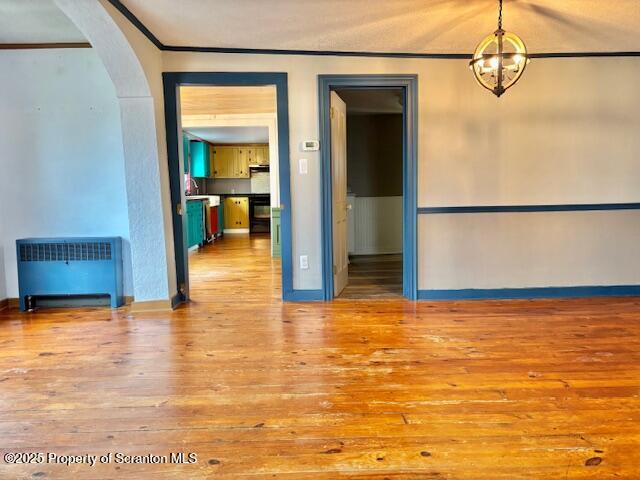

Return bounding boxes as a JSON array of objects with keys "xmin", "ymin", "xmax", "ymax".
[
  {"xmin": 16, "ymin": 237, "xmax": 123, "ymax": 310},
  {"xmin": 19, "ymin": 242, "xmax": 112, "ymax": 262}
]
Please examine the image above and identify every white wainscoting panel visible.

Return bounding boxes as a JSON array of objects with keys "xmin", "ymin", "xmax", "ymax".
[
  {"xmin": 347, "ymin": 194, "xmax": 356, "ymax": 254},
  {"xmin": 351, "ymin": 196, "xmax": 403, "ymax": 255}
]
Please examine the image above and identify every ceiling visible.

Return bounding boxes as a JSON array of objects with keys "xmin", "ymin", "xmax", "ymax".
[
  {"xmin": 185, "ymin": 126, "xmax": 269, "ymax": 144},
  {"xmin": 335, "ymin": 89, "xmax": 403, "ymax": 115},
  {"xmin": 0, "ymin": 0, "xmax": 86, "ymax": 43},
  {"xmin": 180, "ymin": 86, "xmax": 276, "ymax": 116},
  {"xmin": 121, "ymin": 0, "xmax": 640, "ymax": 53}
]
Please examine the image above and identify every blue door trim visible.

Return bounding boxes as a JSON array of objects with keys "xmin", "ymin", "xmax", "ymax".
[
  {"xmin": 418, "ymin": 203, "xmax": 640, "ymax": 214},
  {"xmin": 418, "ymin": 285, "xmax": 640, "ymax": 301},
  {"xmin": 318, "ymin": 75, "xmax": 418, "ymax": 301},
  {"xmin": 285, "ymin": 289, "xmax": 325, "ymax": 302},
  {"xmin": 162, "ymin": 72, "xmax": 295, "ymax": 303}
]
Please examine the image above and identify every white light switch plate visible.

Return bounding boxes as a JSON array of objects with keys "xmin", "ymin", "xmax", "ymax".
[
  {"xmin": 299, "ymin": 158, "xmax": 308, "ymax": 175},
  {"xmin": 299, "ymin": 255, "xmax": 309, "ymax": 270}
]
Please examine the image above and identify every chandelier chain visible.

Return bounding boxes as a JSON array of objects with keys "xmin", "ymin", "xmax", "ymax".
[{"xmin": 498, "ymin": 0, "xmax": 503, "ymax": 30}]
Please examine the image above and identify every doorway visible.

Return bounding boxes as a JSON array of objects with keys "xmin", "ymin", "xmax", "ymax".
[
  {"xmin": 319, "ymin": 75, "xmax": 417, "ymax": 300},
  {"xmin": 180, "ymin": 86, "xmax": 277, "ymax": 300},
  {"xmin": 333, "ymin": 88, "xmax": 404, "ymax": 298},
  {"xmin": 163, "ymin": 73, "xmax": 293, "ymax": 304}
]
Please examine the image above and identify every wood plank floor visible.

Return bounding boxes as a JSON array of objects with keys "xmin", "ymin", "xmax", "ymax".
[
  {"xmin": 339, "ymin": 254, "xmax": 403, "ymax": 299},
  {"xmin": 1, "ymin": 233, "xmax": 640, "ymax": 478}
]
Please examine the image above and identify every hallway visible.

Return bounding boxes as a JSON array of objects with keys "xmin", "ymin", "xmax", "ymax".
[{"xmin": 1, "ymin": 236, "xmax": 640, "ymax": 478}]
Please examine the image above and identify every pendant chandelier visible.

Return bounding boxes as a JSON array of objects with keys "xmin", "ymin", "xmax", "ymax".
[{"xmin": 470, "ymin": 0, "xmax": 529, "ymax": 97}]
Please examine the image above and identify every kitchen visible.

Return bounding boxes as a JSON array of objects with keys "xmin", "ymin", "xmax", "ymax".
[
  {"xmin": 178, "ymin": 84, "xmax": 281, "ymax": 299},
  {"xmin": 182, "ymin": 127, "xmax": 281, "ymax": 257}
]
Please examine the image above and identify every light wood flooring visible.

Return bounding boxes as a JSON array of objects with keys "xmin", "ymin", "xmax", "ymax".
[
  {"xmin": 339, "ymin": 254, "xmax": 403, "ymax": 299},
  {"xmin": 1, "ymin": 233, "xmax": 639, "ymax": 478}
]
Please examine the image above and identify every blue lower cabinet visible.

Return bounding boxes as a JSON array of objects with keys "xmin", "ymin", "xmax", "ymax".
[
  {"xmin": 217, "ymin": 204, "xmax": 224, "ymax": 236},
  {"xmin": 186, "ymin": 200, "xmax": 204, "ymax": 248}
]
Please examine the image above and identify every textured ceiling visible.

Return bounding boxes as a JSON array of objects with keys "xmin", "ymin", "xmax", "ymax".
[
  {"xmin": 0, "ymin": 0, "xmax": 86, "ymax": 43},
  {"xmin": 121, "ymin": 0, "xmax": 640, "ymax": 53}
]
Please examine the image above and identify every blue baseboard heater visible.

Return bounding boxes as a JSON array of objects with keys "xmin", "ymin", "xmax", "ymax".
[{"xmin": 16, "ymin": 237, "xmax": 124, "ymax": 311}]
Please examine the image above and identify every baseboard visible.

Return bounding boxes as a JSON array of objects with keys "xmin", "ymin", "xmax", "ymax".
[
  {"xmin": 130, "ymin": 299, "xmax": 173, "ymax": 312},
  {"xmin": 224, "ymin": 228, "xmax": 250, "ymax": 234},
  {"xmin": 284, "ymin": 289, "xmax": 324, "ymax": 302},
  {"xmin": 2, "ymin": 296, "xmax": 137, "ymax": 310},
  {"xmin": 418, "ymin": 285, "xmax": 640, "ymax": 301}
]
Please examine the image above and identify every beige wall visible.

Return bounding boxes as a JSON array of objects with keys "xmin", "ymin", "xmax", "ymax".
[
  {"xmin": 161, "ymin": 52, "xmax": 640, "ymax": 291},
  {"xmin": 420, "ymin": 210, "xmax": 640, "ymax": 290},
  {"xmin": 422, "ymin": 57, "xmax": 640, "ymax": 207}
]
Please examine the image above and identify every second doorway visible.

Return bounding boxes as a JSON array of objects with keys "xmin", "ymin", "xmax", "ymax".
[{"xmin": 330, "ymin": 88, "xmax": 405, "ymax": 299}]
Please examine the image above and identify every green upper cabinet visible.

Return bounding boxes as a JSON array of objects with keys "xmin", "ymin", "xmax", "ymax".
[
  {"xmin": 190, "ymin": 140, "xmax": 211, "ymax": 178},
  {"xmin": 182, "ymin": 134, "xmax": 190, "ymax": 174}
]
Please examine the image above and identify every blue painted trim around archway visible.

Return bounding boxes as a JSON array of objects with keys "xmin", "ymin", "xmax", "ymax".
[
  {"xmin": 162, "ymin": 72, "xmax": 295, "ymax": 303},
  {"xmin": 318, "ymin": 75, "xmax": 418, "ymax": 301}
]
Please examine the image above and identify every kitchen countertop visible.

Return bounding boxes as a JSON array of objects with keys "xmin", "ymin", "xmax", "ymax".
[
  {"xmin": 185, "ymin": 195, "xmax": 221, "ymax": 206},
  {"xmin": 186, "ymin": 193, "xmax": 269, "ymax": 201},
  {"xmin": 213, "ymin": 193, "xmax": 269, "ymax": 197}
]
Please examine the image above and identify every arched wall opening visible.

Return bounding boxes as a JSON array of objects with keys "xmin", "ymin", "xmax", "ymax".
[{"xmin": 53, "ymin": 0, "xmax": 175, "ymax": 307}]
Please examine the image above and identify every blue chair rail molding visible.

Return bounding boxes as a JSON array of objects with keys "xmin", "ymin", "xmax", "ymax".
[
  {"xmin": 16, "ymin": 237, "xmax": 124, "ymax": 310},
  {"xmin": 417, "ymin": 202, "xmax": 640, "ymax": 214}
]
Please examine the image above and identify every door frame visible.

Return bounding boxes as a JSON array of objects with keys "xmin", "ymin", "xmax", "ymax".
[
  {"xmin": 163, "ymin": 72, "xmax": 293, "ymax": 304},
  {"xmin": 318, "ymin": 75, "xmax": 418, "ymax": 300}
]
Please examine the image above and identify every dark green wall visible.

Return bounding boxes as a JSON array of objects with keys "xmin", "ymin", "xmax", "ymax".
[{"xmin": 347, "ymin": 114, "xmax": 403, "ymax": 197}]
